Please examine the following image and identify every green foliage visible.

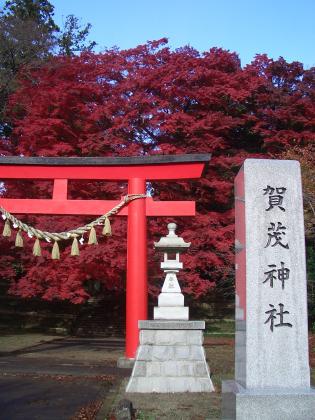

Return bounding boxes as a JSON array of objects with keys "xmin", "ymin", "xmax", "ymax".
[
  {"xmin": 3, "ymin": 0, "xmax": 58, "ymax": 32},
  {"xmin": 0, "ymin": 0, "xmax": 96, "ymax": 135},
  {"xmin": 0, "ymin": 1, "xmax": 56, "ymax": 134},
  {"xmin": 58, "ymin": 15, "xmax": 96, "ymax": 57}
]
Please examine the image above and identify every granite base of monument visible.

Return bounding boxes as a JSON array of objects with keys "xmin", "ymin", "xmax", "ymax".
[
  {"xmin": 222, "ymin": 380, "xmax": 315, "ymax": 420},
  {"xmin": 126, "ymin": 320, "xmax": 214, "ymax": 393}
]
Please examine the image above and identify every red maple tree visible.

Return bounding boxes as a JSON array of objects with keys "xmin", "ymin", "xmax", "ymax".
[{"xmin": 1, "ymin": 40, "xmax": 314, "ymax": 303}]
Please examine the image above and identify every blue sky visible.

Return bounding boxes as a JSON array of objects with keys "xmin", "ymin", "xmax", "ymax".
[{"xmin": 3, "ymin": 0, "xmax": 315, "ymax": 67}]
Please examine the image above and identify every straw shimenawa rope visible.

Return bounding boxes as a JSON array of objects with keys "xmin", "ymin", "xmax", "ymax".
[{"xmin": 0, "ymin": 194, "xmax": 146, "ymax": 254}]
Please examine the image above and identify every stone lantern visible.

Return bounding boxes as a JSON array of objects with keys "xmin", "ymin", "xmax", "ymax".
[
  {"xmin": 126, "ymin": 222, "xmax": 215, "ymax": 393},
  {"xmin": 153, "ymin": 223, "xmax": 190, "ymax": 320}
]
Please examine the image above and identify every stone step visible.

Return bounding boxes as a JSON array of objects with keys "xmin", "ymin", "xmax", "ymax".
[
  {"xmin": 137, "ymin": 344, "xmax": 206, "ymax": 361},
  {"xmin": 132, "ymin": 360, "xmax": 209, "ymax": 377},
  {"xmin": 127, "ymin": 376, "xmax": 213, "ymax": 393},
  {"xmin": 140, "ymin": 329, "xmax": 203, "ymax": 346}
]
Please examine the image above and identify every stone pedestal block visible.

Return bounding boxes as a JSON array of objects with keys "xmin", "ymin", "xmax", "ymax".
[
  {"xmin": 222, "ymin": 380, "xmax": 315, "ymax": 420},
  {"xmin": 158, "ymin": 293, "xmax": 184, "ymax": 306},
  {"xmin": 126, "ymin": 320, "xmax": 214, "ymax": 393},
  {"xmin": 153, "ymin": 306, "xmax": 189, "ymax": 320}
]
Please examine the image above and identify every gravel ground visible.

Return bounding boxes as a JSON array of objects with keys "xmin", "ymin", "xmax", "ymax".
[
  {"xmin": 0, "ymin": 335, "xmax": 128, "ymax": 420},
  {"xmin": 0, "ymin": 374, "xmax": 111, "ymax": 420},
  {"xmin": 0, "ymin": 334, "xmax": 314, "ymax": 419}
]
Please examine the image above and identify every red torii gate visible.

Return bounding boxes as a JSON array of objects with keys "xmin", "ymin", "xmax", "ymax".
[{"xmin": 0, "ymin": 154, "xmax": 210, "ymax": 358}]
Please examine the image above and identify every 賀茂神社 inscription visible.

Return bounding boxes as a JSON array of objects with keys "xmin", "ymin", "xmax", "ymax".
[
  {"xmin": 221, "ymin": 159, "xmax": 315, "ymax": 420},
  {"xmin": 263, "ymin": 185, "xmax": 292, "ymax": 331}
]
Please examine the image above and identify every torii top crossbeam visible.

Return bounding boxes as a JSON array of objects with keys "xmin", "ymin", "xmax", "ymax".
[{"xmin": 0, "ymin": 154, "xmax": 210, "ymax": 358}]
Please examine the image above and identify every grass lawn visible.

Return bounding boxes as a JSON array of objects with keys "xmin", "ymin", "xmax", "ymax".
[{"xmin": 0, "ymin": 332, "xmax": 63, "ymax": 353}]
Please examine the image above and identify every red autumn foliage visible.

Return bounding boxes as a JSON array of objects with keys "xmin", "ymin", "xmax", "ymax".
[{"xmin": 1, "ymin": 40, "xmax": 314, "ymax": 303}]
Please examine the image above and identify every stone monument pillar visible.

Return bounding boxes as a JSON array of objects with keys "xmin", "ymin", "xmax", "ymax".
[
  {"xmin": 126, "ymin": 223, "xmax": 214, "ymax": 393},
  {"xmin": 222, "ymin": 159, "xmax": 315, "ymax": 419}
]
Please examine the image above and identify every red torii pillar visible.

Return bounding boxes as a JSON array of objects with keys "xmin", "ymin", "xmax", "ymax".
[{"xmin": 0, "ymin": 154, "xmax": 210, "ymax": 358}]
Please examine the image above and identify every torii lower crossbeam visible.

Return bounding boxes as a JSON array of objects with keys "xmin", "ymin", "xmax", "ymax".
[{"xmin": 0, "ymin": 154, "xmax": 210, "ymax": 358}]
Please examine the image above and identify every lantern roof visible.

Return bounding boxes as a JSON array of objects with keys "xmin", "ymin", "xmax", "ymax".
[{"xmin": 154, "ymin": 223, "xmax": 190, "ymax": 252}]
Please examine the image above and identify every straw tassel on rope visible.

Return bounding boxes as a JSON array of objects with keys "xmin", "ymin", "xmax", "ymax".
[
  {"xmin": 51, "ymin": 241, "xmax": 60, "ymax": 260},
  {"xmin": 71, "ymin": 237, "xmax": 80, "ymax": 256},
  {"xmin": 2, "ymin": 219, "xmax": 11, "ymax": 237},
  {"xmin": 33, "ymin": 238, "xmax": 42, "ymax": 257},
  {"xmin": 102, "ymin": 217, "xmax": 111, "ymax": 236},
  {"xmin": 15, "ymin": 229, "xmax": 23, "ymax": 247},
  {"xmin": 88, "ymin": 226, "xmax": 98, "ymax": 245}
]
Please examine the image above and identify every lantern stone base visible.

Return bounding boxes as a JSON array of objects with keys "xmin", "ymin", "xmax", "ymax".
[
  {"xmin": 117, "ymin": 357, "xmax": 135, "ymax": 369},
  {"xmin": 221, "ymin": 380, "xmax": 315, "ymax": 420},
  {"xmin": 126, "ymin": 320, "xmax": 214, "ymax": 393},
  {"xmin": 158, "ymin": 292, "xmax": 184, "ymax": 306},
  {"xmin": 154, "ymin": 306, "xmax": 189, "ymax": 320}
]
